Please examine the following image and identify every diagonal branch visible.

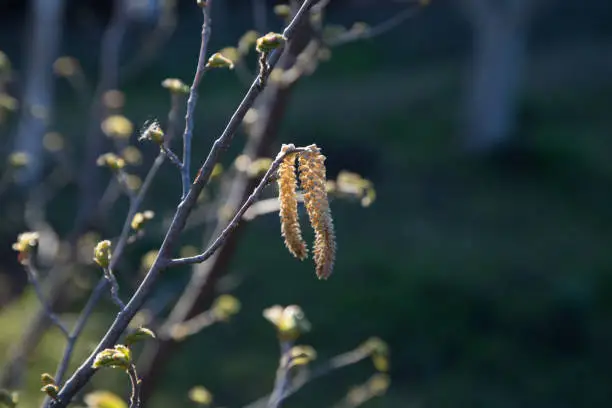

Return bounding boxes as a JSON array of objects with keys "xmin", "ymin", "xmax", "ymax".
[
  {"xmin": 49, "ymin": 3, "xmax": 316, "ymax": 406},
  {"xmin": 168, "ymin": 146, "xmax": 306, "ymax": 268}
]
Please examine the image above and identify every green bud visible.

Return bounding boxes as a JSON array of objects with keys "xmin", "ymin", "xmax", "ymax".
[
  {"xmin": 40, "ymin": 373, "xmax": 55, "ymax": 386},
  {"xmin": 93, "ymin": 240, "xmax": 112, "ymax": 268},
  {"xmin": 206, "ymin": 53, "xmax": 234, "ymax": 70},
  {"xmin": 125, "ymin": 327, "xmax": 156, "ymax": 345},
  {"xmin": 92, "ymin": 345, "xmax": 131, "ymax": 370},
  {"xmin": 40, "ymin": 384, "xmax": 59, "ymax": 400},
  {"xmin": 273, "ymin": 5, "xmax": 291, "ymax": 19},
  {"xmin": 161, "ymin": 78, "xmax": 190, "ymax": 94},
  {"xmin": 256, "ymin": 32, "xmax": 286, "ymax": 53}
]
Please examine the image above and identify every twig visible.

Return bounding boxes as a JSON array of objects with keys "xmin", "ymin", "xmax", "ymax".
[
  {"xmin": 159, "ymin": 144, "xmax": 182, "ymax": 169},
  {"xmin": 127, "ymin": 365, "xmax": 141, "ymax": 408},
  {"xmin": 244, "ymin": 345, "xmax": 372, "ymax": 408},
  {"xmin": 23, "ymin": 263, "xmax": 69, "ymax": 338},
  {"xmin": 103, "ymin": 267, "xmax": 125, "ymax": 309},
  {"xmin": 168, "ymin": 146, "xmax": 306, "ymax": 268},
  {"xmin": 48, "ymin": 78, "xmax": 186, "ymax": 396},
  {"xmin": 53, "ymin": 278, "xmax": 107, "ymax": 385},
  {"xmin": 326, "ymin": 7, "xmax": 419, "ymax": 47},
  {"xmin": 161, "ymin": 310, "xmax": 217, "ymax": 341},
  {"xmin": 268, "ymin": 341, "xmax": 293, "ymax": 408},
  {"xmin": 181, "ymin": 2, "xmax": 213, "ymax": 199},
  {"xmin": 49, "ymin": 4, "xmax": 316, "ymax": 406}
]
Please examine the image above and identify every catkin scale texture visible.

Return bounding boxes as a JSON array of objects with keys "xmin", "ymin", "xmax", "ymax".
[
  {"xmin": 277, "ymin": 149, "xmax": 308, "ymax": 260},
  {"xmin": 298, "ymin": 145, "xmax": 336, "ymax": 279}
]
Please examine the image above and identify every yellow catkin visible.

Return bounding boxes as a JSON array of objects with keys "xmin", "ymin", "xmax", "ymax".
[
  {"xmin": 278, "ymin": 145, "xmax": 308, "ymax": 260},
  {"xmin": 298, "ymin": 144, "xmax": 336, "ymax": 279}
]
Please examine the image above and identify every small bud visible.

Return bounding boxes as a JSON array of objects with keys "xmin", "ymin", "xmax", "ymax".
[
  {"xmin": 196, "ymin": 0, "xmax": 207, "ymax": 7},
  {"xmin": 286, "ymin": 345, "xmax": 317, "ymax": 369},
  {"xmin": 131, "ymin": 210, "xmax": 155, "ymax": 231},
  {"xmin": 211, "ymin": 295, "xmax": 241, "ymax": 321},
  {"xmin": 8, "ymin": 152, "xmax": 29, "ymax": 168},
  {"xmin": 40, "ymin": 373, "xmax": 55, "ymax": 386},
  {"xmin": 93, "ymin": 240, "xmax": 112, "ymax": 268},
  {"xmin": 92, "ymin": 345, "xmax": 131, "ymax": 370},
  {"xmin": 96, "ymin": 153, "xmax": 126, "ymax": 171},
  {"xmin": 188, "ymin": 386, "xmax": 212, "ymax": 406},
  {"xmin": 125, "ymin": 327, "xmax": 156, "ymax": 345},
  {"xmin": 273, "ymin": 4, "xmax": 291, "ymax": 19},
  {"xmin": 0, "ymin": 389, "xmax": 18, "ymax": 408},
  {"xmin": 263, "ymin": 305, "xmax": 310, "ymax": 341},
  {"xmin": 368, "ymin": 373, "xmax": 391, "ymax": 396},
  {"xmin": 256, "ymin": 32, "xmax": 286, "ymax": 53},
  {"xmin": 206, "ymin": 53, "xmax": 234, "ymax": 70},
  {"xmin": 161, "ymin": 78, "xmax": 190, "ymax": 94},
  {"xmin": 12, "ymin": 231, "xmax": 39, "ymax": 264},
  {"xmin": 40, "ymin": 384, "xmax": 59, "ymax": 400},
  {"xmin": 101, "ymin": 115, "xmax": 134, "ymax": 139},
  {"xmin": 138, "ymin": 120, "xmax": 164, "ymax": 144}
]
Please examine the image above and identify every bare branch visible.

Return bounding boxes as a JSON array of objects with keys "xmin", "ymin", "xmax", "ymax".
[
  {"xmin": 327, "ymin": 7, "xmax": 419, "ymax": 47},
  {"xmin": 181, "ymin": 2, "xmax": 213, "ymax": 198},
  {"xmin": 23, "ymin": 263, "xmax": 69, "ymax": 338},
  {"xmin": 168, "ymin": 146, "xmax": 306, "ymax": 268},
  {"xmin": 103, "ymin": 267, "xmax": 125, "ymax": 309},
  {"xmin": 49, "ymin": 3, "xmax": 316, "ymax": 406},
  {"xmin": 244, "ymin": 345, "xmax": 373, "ymax": 408},
  {"xmin": 127, "ymin": 365, "xmax": 141, "ymax": 408}
]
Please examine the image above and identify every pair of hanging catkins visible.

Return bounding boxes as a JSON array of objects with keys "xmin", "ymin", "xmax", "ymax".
[{"xmin": 277, "ymin": 144, "xmax": 336, "ymax": 279}]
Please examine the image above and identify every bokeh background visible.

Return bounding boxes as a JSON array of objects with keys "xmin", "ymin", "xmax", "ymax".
[{"xmin": 1, "ymin": 0, "xmax": 612, "ymax": 407}]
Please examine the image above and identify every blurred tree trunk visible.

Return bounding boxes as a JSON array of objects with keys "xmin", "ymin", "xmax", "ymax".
[
  {"xmin": 460, "ymin": 0, "xmax": 539, "ymax": 152},
  {"xmin": 12, "ymin": 0, "xmax": 65, "ymax": 187}
]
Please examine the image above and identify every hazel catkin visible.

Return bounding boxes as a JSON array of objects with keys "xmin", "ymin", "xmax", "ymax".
[
  {"xmin": 298, "ymin": 145, "xmax": 336, "ymax": 279},
  {"xmin": 277, "ymin": 144, "xmax": 308, "ymax": 260}
]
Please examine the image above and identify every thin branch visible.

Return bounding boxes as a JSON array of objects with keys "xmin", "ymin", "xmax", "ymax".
[
  {"xmin": 49, "ymin": 85, "xmax": 186, "ymax": 394},
  {"xmin": 50, "ymin": 3, "xmax": 316, "ymax": 406},
  {"xmin": 244, "ymin": 345, "xmax": 372, "ymax": 408},
  {"xmin": 103, "ymin": 267, "xmax": 125, "ymax": 309},
  {"xmin": 161, "ymin": 310, "xmax": 217, "ymax": 341},
  {"xmin": 181, "ymin": 2, "xmax": 213, "ymax": 199},
  {"xmin": 127, "ymin": 365, "xmax": 141, "ymax": 408},
  {"xmin": 268, "ymin": 341, "xmax": 294, "ymax": 408},
  {"xmin": 168, "ymin": 146, "xmax": 306, "ymax": 268},
  {"xmin": 160, "ymin": 144, "xmax": 182, "ymax": 169},
  {"xmin": 326, "ymin": 7, "xmax": 419, "ymax": 47},
  {"xmin": 23, "ymin": 263, "xmax": 69, "ymax": 338},
  {"xmin": 52, "ymin": 278, "xmax": 106, "ymax": 385}
]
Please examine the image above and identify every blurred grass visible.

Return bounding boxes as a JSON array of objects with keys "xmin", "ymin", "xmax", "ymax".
[{"xmin": 2, "ymin": 38, "xmax": 612, "ymax": 408}]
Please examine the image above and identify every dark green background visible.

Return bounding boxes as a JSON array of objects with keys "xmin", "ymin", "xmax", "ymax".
[{"xmin": 1, "ymin": 1, "xmax": 612, "ymax": 407}]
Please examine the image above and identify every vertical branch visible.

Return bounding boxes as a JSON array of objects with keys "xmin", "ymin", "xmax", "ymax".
[
  {"xmin": 138, "ymin": 9, "xmax": 317, "ymax": 402},
  {"xmin": 50, "ymin": 3, "xmax": 316, "ymax": 406},
  {"xmin": 181, "ymin": 1, "xmax": 213, "ymax": 198}
]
